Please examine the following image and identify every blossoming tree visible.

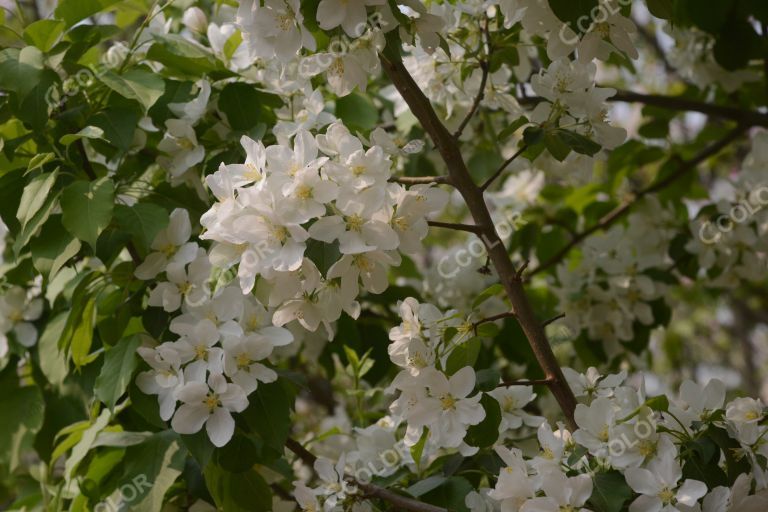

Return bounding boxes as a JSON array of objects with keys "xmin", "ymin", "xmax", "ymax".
[{"xmin": 1, "ymin": 0, "xmax": 768, "ymax": 510}]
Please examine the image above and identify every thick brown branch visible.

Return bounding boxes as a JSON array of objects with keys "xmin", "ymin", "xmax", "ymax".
[
  {"xmin": 379, "ymin": 49, "xmax": 578, "ymax": 430},
  {"xmin": 529, "ymin": 125, "xmax": 747, "ymax": 276},
  {"xmin": 285, "ymin": 438, "xmax": 446, "ymax": 512}
]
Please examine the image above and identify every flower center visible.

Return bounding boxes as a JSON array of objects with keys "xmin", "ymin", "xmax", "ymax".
[
  {"xmin": 194, "ymin": 344, "xmax": 208, "ymax": 361},
  {"xmin": 296, "ymin": 184, "xmax": 313, "ymax": 200},
  {"xmin": 659, "ymin": 487, "xmax": 675, "ymax": 505},
  {"xmin": 346, "ymin": 214, "xmax": 364, "ymax": 232},
  {"xmin": 236, "ymin": 352, "xmax": 251, "ymax": 369},
  {"xmin": 204, "ymin": 393, "xmax": 221, "ymax": 412},
  {"xmin": 440, "ymin": 394, "xmax": 457, "ymax": 411}
]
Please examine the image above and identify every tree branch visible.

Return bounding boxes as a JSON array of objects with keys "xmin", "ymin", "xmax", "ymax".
[
  {"xmin": 497, "ymin": 378, "xmax": 553, "ymax": 388},
  {"xmin": 453, "ymin": 16, "xmax": 491, "ymax": 139},
  {"xmin": 390, "ymin": 175, "xmax": 452, "ymax": 185},
  {"xmin": 480, "ymin": 144, "xmax": 528, "ymax": 191},
  {"xmin": 380, "ymin": 48, "xmax": 578, "ymax": 430},
  {"xmin": 285, "ymin": 437, "xmax": 447, "ymax": 512},
  {"xmin": 518, "ymin": 91, "xmax": 768, "ymax": 127},
  {"xmin": 528, "ymin": 125, "xmax": 747, "ymax": 277},
  {"xmin": 427, "ymin": 220, "xmax": 484, "ymax": 234}
]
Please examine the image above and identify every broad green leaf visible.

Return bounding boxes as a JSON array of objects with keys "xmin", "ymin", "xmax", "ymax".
[
  {"xmin": 60, "ymin": 126, "xmax": 106, "ymax": 147},
  {"xmin": 336, "ymin": 92, "xmax": 379, "ymax": 132},
  {"xmin": 218, "ymin": 82, "xmax": 281, "ymax": 131},
  {"xmin": 37, "ymin": 313, "xmax": 69, "ymax": 386},
  {"xmin": 557, "ymin": 129, "xmax": 602, "ymax": 156},
  {"xmin": 242, "ymin": 382, "xmax": 291, "ymax": 455},
  {"xmin": 445, "ymin": 338, "xmax": 482, "ymax": 375},
  {"xmin": 113, "ymin": 203, "xmax": 169, "ymax": 253},
  {"xmin": 23, "ymin": 19, "xmax": 65, "ymax": 52},
  {"xmin": 0, "ymin": 48, "xmax": 43, "ymax": 96},
  {"xmin": 588, "ymin": 471, "xmax": 632, "ymax": 512},
  {"xmin": 0, "ymin": 385, "xmax": 44, "ymax": 470},
  {"xmin": 106, "ymin": 431, "xmax": 186, "ymax": 512},
  {"xmin": 465, "ymin": 394, "xmax": 500, "ymax": 448},
  {"xmin": 544, "ymin": 130, "xmax": 571, "ymax": 162},
  {"xmin": 54, "ymin": 0, "xmax": 122, "ymax": 28},
  {"xmin": 64, "ymin": 408, "xmax": 111, "ymax": 478},
  {"xmin": 95, "ymin": 334, "xmax": 143, "ymax": 410},
  {"xmin": 61, "ymin": 178, "xmax": 115, "ymax": 249},
  {"xmin": 13, "ymin": 189, "xmax": 59, "ymax": 256},
  {"xmin": 31, "ymin": 215, "xmax": 81, "ymax": 279},
  {"xmin": 91, "ymin": 106, "xmax": 142, "ymax": 150},
  {"xmin": 99, "ymin": 69, "xmax": 166, "ymax": 111},
  {"xmin": 146, "ymin": 34, "xmax": 230, "ymax": 77},
  {"xmin": 421, "ymin": 476, "xmax": 473, "ymax": 512},
  {"xmin": 548, "ymin": 0, "xmax": 599, "ymax": 34},
  {"xmin": 204, "ymin": 464, "xmax": 272, "ymax": 512},
  {"xmin": 17, "ymin": 170, "xmax": 58, "ymax": 229}
]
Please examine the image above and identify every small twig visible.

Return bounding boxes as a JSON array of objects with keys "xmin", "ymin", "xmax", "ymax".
[
  {"xmin": 389, "ymin": 175, "xmax": 452, "ymax": 185},
  {"xmin": 453, "ymin": 17, "xmax": 492, "ymax": 139},
  {"xmin": 453, "ymin": 61, "xmax": 489, "ymax": 139},
  {"xmin": 427, "ymin": 220, "xmax": 484, "ymax": 234},
  {"xmin": 473, "ymin": 311, "xmax": 516, "ymax": 331},
  {"xmin": 542, "ymin": 313, "xmax": 565, "ymax": 327},
  {"xmin": 285, "ymin": 438, "xmax": 447, "ymax": 512},
  {"xmin": 480, "ymin": 144, "xmax": 528, "ymax": 191},
  {"xmin": 497, "ymin": 378, "xmax": 553, "ymax": 388},
  {"xmin": 515, "ymin": 260, "xmax": 530, "ymax": 279},
  {"xmin": 528, "ymin": 125, "xmax": 747, "ymax": 277}
]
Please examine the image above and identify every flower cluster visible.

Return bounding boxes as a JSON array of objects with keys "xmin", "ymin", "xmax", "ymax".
[
  {"xmin": 553, "ymin": 197, "xmax": 677, "ymax": 351},
  {"xmin": 134, "ymin": 209, "xmax": 295, "ymax": 446},
  {"xmin": 200, "ymin": 125, "xmax": 448, "ymax": 338}
]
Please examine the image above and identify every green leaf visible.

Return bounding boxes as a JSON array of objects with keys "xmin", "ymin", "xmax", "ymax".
[
  {"xmin": 61, "ymin": 177, "xmax": 115, "ymax": 249},
  {"xmin": 71, "ymin": 297, "xmax": 96, "ymax": 368},
  {"xmin": 557, "ymin": 129, "xmax": 602, "ymax": 156},
  {"xmin": 107, "ymin": 431, "xmax": 187, "ymax": 512},
  {"xmin": 25, "ymin": 152, "xmax": 55, "ymax": 176},
  {"xmin": 114, "ymin": 203, "xmax": 169, "ymax": 253},
  {"xmin": 99, "ymin": 69, "xmax": 166, "ymax": 111},
  {"xmin": 17, "ymin": 170, "xmax": 58, "ymax": 230},
  {"xmin": 588, "ymin": 471, "xmax": 632, "ymax": 512},
  {"xmin": 465, "ymin": 394, "xmax": 500, "ymax": 448},
  {"xmin": 95, "ymin": 334, "xmax": 143, "ymax": 410},
  {"xmin": 146, "ymin": 34, "xmax": 231, "ymax": 77},
  {"xmin": 544, "ymin": 130, "xmax": 571, "ymax": 161},
  {"xmin": 646, "ymin": 0, "xmax": 676, "ymax": 19},
  {"xmin": 336, "ymin": 92, "xmax": 379, "ymax": 132},
  {"xmin": 523, "ymin": 125, "xmax": 544, "ymax": 146},
  {"xmin": 475, "ymin": 368, "xmax": 501, "ymax": 392},
  {"xmin": 60, "ymin": 126, "xmax": 106, "ymax": 147},
  {"xmin": 54, "ymin": 0, "xmax": 122, "ymax": 28},
  {"xmin": 445, "ymin": 338, "xmax": 481, "ymax": 375},
  {"xmin": 0, "ymin": 385, "xmax": 44, "ymax": 470},
  {"xmin": 410, "ymin": 427, "xmax": 429, "ymax": 470},
  {"xmin": 38, "ymin": 313, "xmax": 69, "ymax": 386},
  {"xmin": 13, "ymin": 189, "xmax": 59, "ymax": 256},
  {"xmin": 548, "ymin": 0, "xmax": 599, "ymax": 34},
  {"xmin": 420, "ymin": 476, "xmax": 473, "ymax": 512},
  {"xmin": 218, "ymin": 82, "xmax": 281, "ymax": 131},
  {"xmin": 31, "ymin": 215, "xmax": 82, "ymax": 279},
  {"xmin": 0, "ymin": 48, "xmax": 43, "ymax": 96},
  {"xmin": 471, "ymin": 283, "xmax": 505, "ymax": 310},
  {"xmin": 241, "ymin": 382, "xmax": 291, "ymax": 456},
  {"xmin": 91, "ymin": 106, "xmax": 142, "ymax": 150},
  {"xmin": 204, "ymin": 464, "xmax": 272, "ymax": 512},
  {"xmin": 23, "ymin": 19, "xmax": 65, "ymax": 52}
]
